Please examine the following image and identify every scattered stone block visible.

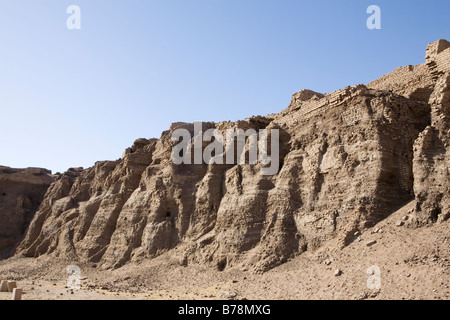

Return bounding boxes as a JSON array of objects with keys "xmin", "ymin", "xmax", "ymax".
[
  {"xmin": 396, "ymin": 221, "xmax": 405, "ymax": 227},
  {"xmin": 11, "ymin": 288, "xmax": 22, "ymax": 301},
  {"xmin": 0, "ymin": 280, "xmax": 9, "ymax": 292},
  {"xmin": 334, "ymin": 269, "xmax": 342, "ymax": 276}
]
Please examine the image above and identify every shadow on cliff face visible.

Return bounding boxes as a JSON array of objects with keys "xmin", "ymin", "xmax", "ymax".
[{"xmin": 0, "ymin": 167, "xmax": 55, "ymax": 260}]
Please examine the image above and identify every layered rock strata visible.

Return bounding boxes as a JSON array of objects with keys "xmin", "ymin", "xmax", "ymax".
[{"xmin": 7, "ymin": 40, "xmax": 449, "ymax": 272}]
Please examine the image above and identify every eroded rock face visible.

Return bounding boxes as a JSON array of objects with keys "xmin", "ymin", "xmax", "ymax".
[
  {"xmin": 412, "ymin": 72, "xmax": 450, "ymax": 224},
  {"xmin": 0, "ymin": 167, "xmax": 55, "ymax": 258},
  {"xmin": 14, "ymin": 87, "xmax": 430, "ymax": 272},
  {"xmin": 13, "ymin": 40, "xmax": 450, "ymax": 272},
  {"xmin": 368, "ymin": 39, "xmax": 450, "ymax": 226}
]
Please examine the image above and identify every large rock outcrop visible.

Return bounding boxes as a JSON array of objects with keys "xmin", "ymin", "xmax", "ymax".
[
  {"xmin": 369, "ymin": 39, "xmax": 450, "ymax": 225},
  {"xmin": 0, "ymin": 167, "xmax": 55, "ymax": 258},
  {"xmin": 11, "ymin": 40, "xmax": 450, "ymax": 272},
  {"xmin": 412, "ymin": 40, "xmax": 450, "ymax": 224}
]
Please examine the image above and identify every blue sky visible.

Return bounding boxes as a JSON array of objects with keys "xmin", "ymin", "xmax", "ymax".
[{"xmin": 1, "ymin": 0, "xmax": 449, "ymax": 173}]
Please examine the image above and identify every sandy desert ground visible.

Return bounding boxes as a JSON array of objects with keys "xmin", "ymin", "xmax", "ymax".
[{"xmin": 1, "ymin": 201, "xmax": 448, "ymax": 300}]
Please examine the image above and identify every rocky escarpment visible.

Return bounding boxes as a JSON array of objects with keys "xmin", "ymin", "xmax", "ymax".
[
  {"xmin": 11, "ymin": 40, "xmax": 450, "ymax": 273},
  {"xmin": 0, "ymin": 167, "xmax": 55, "ymax": 258}
]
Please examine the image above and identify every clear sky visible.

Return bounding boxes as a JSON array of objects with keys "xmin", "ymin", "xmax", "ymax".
[{"xmin": 1, "ymin": 0, "xmax": 449, "ymax": 173}]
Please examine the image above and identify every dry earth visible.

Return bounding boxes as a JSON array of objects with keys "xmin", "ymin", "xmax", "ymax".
[{"xmin": 1, "ymin": 201, "xmax": 448, "ymax": 300}]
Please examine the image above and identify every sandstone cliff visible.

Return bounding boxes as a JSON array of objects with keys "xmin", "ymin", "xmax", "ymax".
[{"xmin": 8, "ymin": 40, "xmax": 450, "ymax": 272}]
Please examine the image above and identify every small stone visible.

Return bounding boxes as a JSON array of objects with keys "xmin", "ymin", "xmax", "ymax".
[
  {"xmin": 396, "ymin": 221, "xmax": 404, "ymax": 227},
  {"xmin": 221, "ymin": 290, "xmax": 238, "ymax": 300},
  {"xmin": 359, "ymin": 292, "xmax": 369, "ymax": 300},
  {"xmin": 334, "ymin": 269, "xmax": 342, "ymax": 276},
  {"xmin": 354, "ymin": 231, "xmax": 361, "ymax": 237},
  {"xmin": 324, "ymin": 259, "xmax": 332, "ymax": 266},
  {"xmin": 366, "ymin": 240, "xmax": 377, "ymax": 247}
]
